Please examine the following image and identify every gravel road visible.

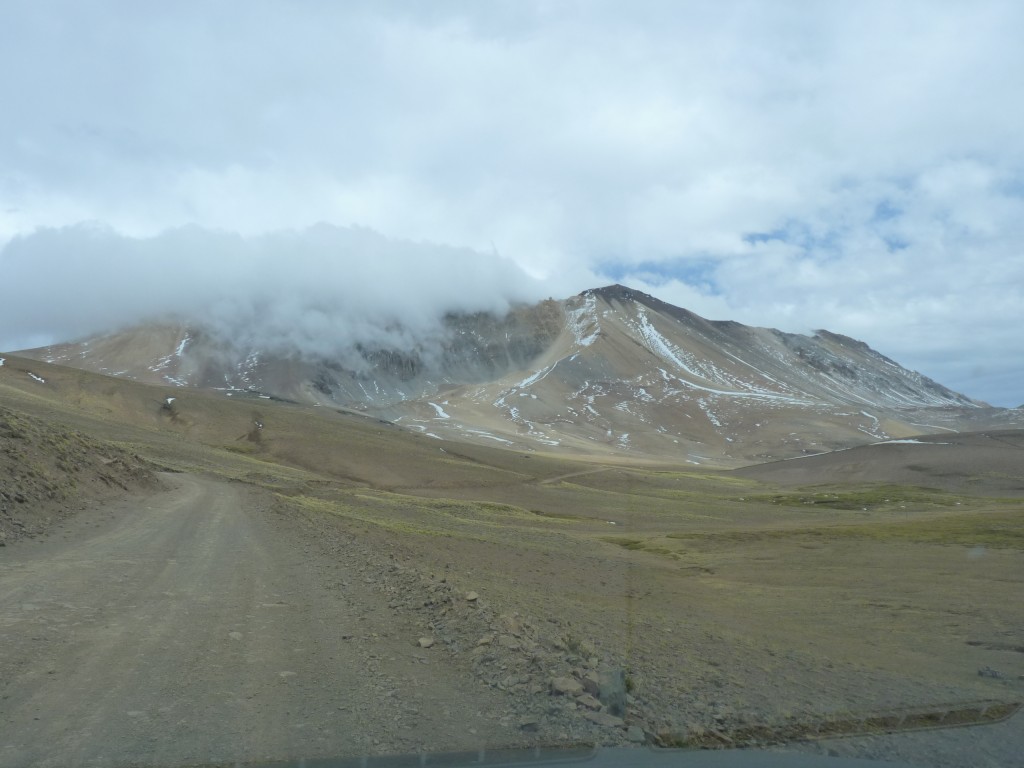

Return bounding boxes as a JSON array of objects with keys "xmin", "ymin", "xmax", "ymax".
[{"xmin": 0, "ymin": 474, "xmax": 523, "ymax": 767}]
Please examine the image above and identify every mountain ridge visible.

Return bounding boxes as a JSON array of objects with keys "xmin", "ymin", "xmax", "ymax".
[{"xmin": 15, "ymin": 285, "xmax": 1017, "ymax": 466}]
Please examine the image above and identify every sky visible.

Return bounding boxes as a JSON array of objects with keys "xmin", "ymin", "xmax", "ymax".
[{"xmin": 1, "ymin": 1, "xmax": 1022, "ymax": 406}]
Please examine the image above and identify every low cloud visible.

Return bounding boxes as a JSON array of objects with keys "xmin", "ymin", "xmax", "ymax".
[
  {"xmin": 2, "ymin": 3, "xmax": 1023, "ymax": 405},
  {"xmin": 0, "ymin": 224, "xmax": 545, "ymax": 361},
  {"xmin": 613, "ymin": 157, "xmax": 1024, "ymax": 407}
]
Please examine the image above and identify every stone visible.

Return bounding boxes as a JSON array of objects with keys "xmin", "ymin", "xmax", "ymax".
[
  {"xmin": 465, "ymin": 591, "xmax": 479, "ymax": 601},
  {"xmin": 418, "ymin": 637, "xmax": 435, "ymax": 648},
  {"xmin": 599, "ymin": 668, "xmax": 627, "ymax": 716},
  {"xmin": 575, "ymin": 693, "xmax": 602, "ymax": 711},
  {"xmin": 476, "ymin": 634, "xmax": 495, "ymax": 646},
  {"xmin": 497, "ymin": 635, "xmax": 521, "ymax": 650},
  {"xmin": 499, "ymin": 614, "xmax": 524, "ymax": 636},
  {"xmin": 627, "ymin": 725, "xmax": 646, "ymax": 743},
  {"xmin": 581, "ymin": 671, "xmax": 601, "ymax": 696},
  {"xmin": 549, "ymin": 676, "xmax": 584, "ymax": 696},
  {"xmin": 583, "ymin": 710, "xmax": 625, "ymax": 728},
  {"xmin": 518, "ymin": 717, "xmax": 540, "ymax": 733}
]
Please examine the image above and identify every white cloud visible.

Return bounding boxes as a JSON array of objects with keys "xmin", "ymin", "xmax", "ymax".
[
  {"xmin": 0, "ymin": 224, "xmax": 543, "ymax": 363},
  {"xmin": 1, "ymin": 1, "xmax": 1022, "ymax": 405}
]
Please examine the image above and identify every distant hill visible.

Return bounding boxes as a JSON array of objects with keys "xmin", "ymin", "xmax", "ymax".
[
  {"xmin": 734, "ymin": 429, "xmax": 1024, "ymax": 495},
  {"xmin": 15, "ymin": 285, "xmax": 1022, "ymax": 466}
]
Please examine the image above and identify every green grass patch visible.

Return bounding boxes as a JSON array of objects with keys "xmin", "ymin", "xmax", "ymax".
[
  {"xmin": 667, "ymin": 508, "xmax": 1024, "ymax": 549},
  {"xmin": 601, "ymin": 536, "xmax": 647, "ymax": 550},
  {"xmin": 747, "ymin": 484, "xmax": 964, "ymax": 511},
  {"xmin": 838, "ymin": 510, "xmax": 1024, "ymax": 548},
  {"xmin": 530, "ymin": 509, "xmax": 590, "ymax": 521},
  {"xmin": 283, "ymin": 489, "xmax": 579, "ymax": 553},
  {"xmin": 282, "ymin": 492, "xmax": 496, "ymax": 542},
  {"xmin": 223, "ymin": 443, "xmax": 259, "ymax": 455},
  {"xmin": 599, "ymin": 536, "xmax": 683, "ymax": 560}
]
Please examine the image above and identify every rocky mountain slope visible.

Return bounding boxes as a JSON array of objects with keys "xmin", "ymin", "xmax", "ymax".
[{"xmin": 16, "ymin": 285, "xmax": 1020, "ymax": 465}]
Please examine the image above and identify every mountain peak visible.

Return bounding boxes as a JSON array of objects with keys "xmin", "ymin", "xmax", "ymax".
[
  {"xmin": 583, "ymin": 283, "xmax": 716, "ymax": 328},
  {"xmin": 585, "ymin": 284, "xmax": 666, "ymax": 309},
  {"xmin": 16, "ymin": 286, "xmax": 1014, "ymax": 464}
]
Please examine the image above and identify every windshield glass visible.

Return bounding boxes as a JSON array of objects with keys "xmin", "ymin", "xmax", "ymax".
[{"xmin": 1, "ymin": 4, "xmax": 1022, "ymax": 768}]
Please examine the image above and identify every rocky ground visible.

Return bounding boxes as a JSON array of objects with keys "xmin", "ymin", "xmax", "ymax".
[
  {"xmin": 0, "ymin": 405, "xmax": 154, "ymax": 546},
  {"xmin": 273, "ymin": 491, "xmax": 653, "ymax": 749},
  {"xmin": 279, "ymin": 494, "xmax": 1024, "ymax": 764}
]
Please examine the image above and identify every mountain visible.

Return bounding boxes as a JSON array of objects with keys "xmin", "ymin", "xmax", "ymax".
[{"xmin": 16, "ymin": 285, "xmax": 1019, "ymax": 466}]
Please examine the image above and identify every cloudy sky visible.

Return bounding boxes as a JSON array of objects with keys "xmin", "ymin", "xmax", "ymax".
[{"xmin": 1, "ymin": 1, "xmax": 1022, "ymax": 406}]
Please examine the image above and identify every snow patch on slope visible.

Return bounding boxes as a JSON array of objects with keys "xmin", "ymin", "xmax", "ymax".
[
  {"xmin": 174, "ymin": 333, "xmax": 191, "ymax": 358},
  {"xmin": 428, "ymin": 402, "xmax": 451, "ymax": 419},
  {"xmin": 857, "ymin": 410, "xmax": 888, "ymax": 440},
  {"xmin": 635, "ymin": 309, "xmax": 812, "ymax": 405},
  {"xmin": 566, "ymin": 293, "xmax": 600, "ymax": 348}
]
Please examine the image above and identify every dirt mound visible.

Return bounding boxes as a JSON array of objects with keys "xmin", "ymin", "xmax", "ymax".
[{"xmin": 0, "ymin": 405, "xmax": 155, "ymax": 544}]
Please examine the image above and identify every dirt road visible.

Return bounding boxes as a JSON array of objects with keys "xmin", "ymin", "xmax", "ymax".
[{"xmin": 0, "ymin": 474, "xmax": 522, "ymax": 767}]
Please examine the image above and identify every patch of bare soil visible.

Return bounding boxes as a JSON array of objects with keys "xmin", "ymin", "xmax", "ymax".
[{"xmin": 0, "ymin": 405, "xmax": 155, "ymax": 545}]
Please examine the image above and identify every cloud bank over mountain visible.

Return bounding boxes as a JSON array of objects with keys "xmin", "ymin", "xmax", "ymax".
[
  {"xmin": 2, "ymin": 2, "xmax": 1023, "ymax": 405},
  {"xmin": 0, "ymin": 224, "xmax": 544, "ymax": 361}
]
